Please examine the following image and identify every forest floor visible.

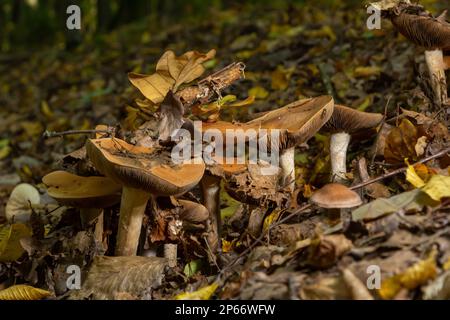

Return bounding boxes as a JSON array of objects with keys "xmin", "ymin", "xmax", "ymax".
[{"xmin": 1, "ymin": 1, "xmax": 450, "ymax": 300}]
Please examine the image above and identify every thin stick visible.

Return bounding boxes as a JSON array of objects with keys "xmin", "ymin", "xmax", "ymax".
[
  {"xmin": 43, "ymin": 129, "xmax": 112, "ymax": 138},
  {"xmin": 350, "ymin": 146, "xmax": 450, "ymax": 191}
]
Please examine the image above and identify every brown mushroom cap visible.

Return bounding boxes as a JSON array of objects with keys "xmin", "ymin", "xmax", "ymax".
[
  {"xmin": 391, "ymin": 11, "xmax": 450, "ymax": 51},
  {"xmin": 85, "ymin": 138, "xmax": 205, "ymax": 196},
  {"xmin": 203, "ymin": 95, "xmax": 334, "ymax": 150},
  {"xmin": 323, "ymin": 104, "xmax": 383, "ymax": 133},
  {"xmin": 310, "ymin": 183, "xmax": 362, "ymax": 209},
  {"xmin": 42, "ymin": 170, "xmax": 121, "ymax": 208}
]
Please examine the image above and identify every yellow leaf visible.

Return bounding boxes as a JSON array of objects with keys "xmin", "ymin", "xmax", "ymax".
[
  {"xmin": 443, "ymin": 257, "xmax": 450, "ymax": 271},
  {"xmin": 175, "ymin": 282, "xmax": 219, "ymax": 300},
  {"xmin": 248, "ymin": 86, "xmax": 269, "ymax": 100},
  {"xmin": 271, "ymin": 65, "xmax": 294, "ymax": 90},
  {"xmin": 0, "ymin": 285, "xmax": 51, "ymax": 300},
  {"xmin": 379, "ymin": 275, "xmax": 402, "ymax": 300},
  {"xmin": 354, "ymin": 66, "xmax": 381, "ymax": 78},
  {"xmin": 405, "ymin": 161, "xmax": 425, "ymax": 188},
  {"xmin": 422, "ymin": 175, "xmax": 450, "ymax": 202},
  {"xmin": 222, "ymin": 239, "xmax": 233, "ymax": 253},
  {"xmin": 379, "ymin": 248, "xmax": 438, "ymax": 299},
  {"xmin": 263, "ymin": 210, "xmax": 281, "ymax": 233},
  {"xmin": 40, "ymin": 101, "xmax": 54, "ymax": 119},
  {"xmin": 129, "ymin": 50, "xmax": 216, "ymax": 104},
  {"xmin": 0, "ymin": 139, "xmax": 11, "ymax": 160},
  {"xmin": 0, "ymin": 223, "xmax": 32, "ymax": 262}
]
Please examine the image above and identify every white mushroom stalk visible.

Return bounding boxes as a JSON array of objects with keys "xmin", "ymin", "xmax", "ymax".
[
  {"xmin": 329, "ymin": 132, "xmax": 351, "ymax": 183},
  {"xmin": 279, "ymin": 147, "xmax": 296, "ymax": 191},
  {"xmin": 424, "ymin": 50, "xmax": 448, "ymax": 108},
  {"xmin": 116, "ymin": 187, "xmax": 151, "ymax": 256}
]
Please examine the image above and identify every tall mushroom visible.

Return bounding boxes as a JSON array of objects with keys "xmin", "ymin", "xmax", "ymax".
[
  {"xmin": 86, "ymin": 137, "xmax": 205, "ymax": 256},
  {"xmin": 42, "ymin": 170, "xmax": 121, "ymax": 247},
  {"xmin": 322, "ymin": 105, "xmax": 383, "ymax": 183},
  {"xmin": 372, "ymin": 0, "xmax": 450, "ymax": 109}
]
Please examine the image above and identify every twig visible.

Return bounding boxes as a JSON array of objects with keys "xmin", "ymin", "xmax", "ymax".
[
  {"xmin": 350, "ymin": 146, "xmax": 450, "ymax": 190},
  {"xmin": 42, "ymin": 129, "xmax": 112, "ymax": 139}
]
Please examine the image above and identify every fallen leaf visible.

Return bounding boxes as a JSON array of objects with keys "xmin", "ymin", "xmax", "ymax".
[
  {"xmin": 0, "ymin": 285, "xmax": 51, "ymax": 300},
  {"xmin": 175, "ymin": 282, "xmax": 219, "ymax": 300},
  {"xmin": 0, "ymin": 223, "xmax": 32, "ymax": 262},
  {"xmin": 129, "ymin": 49, "xmax": 215, "ymax": 104},
  {"xmin": 421, "ymin": 175, "xmax": 450, "ymax": 202}
]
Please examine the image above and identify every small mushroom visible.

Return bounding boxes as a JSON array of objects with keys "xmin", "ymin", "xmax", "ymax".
[
  {"xmin": 5, "ymin": 183, "xmax": 40, "ymax": 223},
  {"xmin": 310, "ymin": 183, "xmax": 362, "ymax": 209},
  {"xmin": 42, "ymin": 170, "xmax": 122, "ymax": 247},
  {"xmin": 372, "ymin": 0, "xmax": 450, "ymax": 109},
  {"xmin": 86, "ymin": 137, "xmax": 205, "ymax": 256},
  {"xmin": 323, "ymin": 105, "xmax": 383, "ymax": 183}
]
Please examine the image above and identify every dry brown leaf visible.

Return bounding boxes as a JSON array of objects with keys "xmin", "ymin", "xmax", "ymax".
[{"xmin": 129, "ymin": 49, "xmax": 216, "ymax": 104}]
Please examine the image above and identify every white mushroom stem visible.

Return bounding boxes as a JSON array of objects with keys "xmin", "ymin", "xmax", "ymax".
[
  {"xmin": 164, "ymin": 243, "xmax": 177, "ymax": 267},
  {"xmin": 279, "ymin": 147, "xmax": 295, "ymax": 191},
  {"xmin": 200, "ymin": 174, "xmax": 221, "ymax": 253},
  {"xmin": 330, "ymin": 132, "xmax": 351, "ymax": 182},
  {"xmin": 424, "ymin": 49, "xmax": 448, "ymax": 108},
  {"xmin": 115, "ymin": 187, "xmax": 150, "ymax": 256}
]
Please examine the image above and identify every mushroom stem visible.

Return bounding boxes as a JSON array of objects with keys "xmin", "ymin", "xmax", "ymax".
[
  {"xmin": 164, "ymin": 243, "xmax": 177, "ymax": 267},
  {"xmin": 424, "ymin": 49, "xmax": 448, "ymax": 109},
  {"xmin": 94, "ymin": 211, "xmax": 104, "ymax": 249},
  {"xmin": 279, "ymin": 147, "xmax": 296, "ymax": 191},
  {"xmin": 115, "ymin": 187, "xmax": 150, "ymax": 256},
  {"xmin": 200, "ymin": 174, "xmax": 221, "ymax": 253},
  {"xmin": 330, "ymin": 132, "xmax": 351, "ymax": 183}
]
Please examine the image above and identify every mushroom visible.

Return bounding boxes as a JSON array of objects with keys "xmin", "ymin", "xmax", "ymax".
[
  {"xmin": 42, "ymin": 170, "xmax": 122, "ymax": 247},
  {"xmin": 203, "ymin": 95, "xmax": 335, "ymax": 191},
  {"xmin": 85, "ymin": 137, "xmax": 205, "ymax": 256},
  {"xmin": 5, "ymin": 183, "xmax": 41, "ymax": 223},
  {"xmin": 242, "ymin": 95, "xmax": 334, "ymax": 191},
  {"xmin": 310, "ymin": 183, "xmax": 362, "ymax": 209},
  {"xmin": 322, "ymin": 105, "xmax": 383, "ymax": 183},
  {"xmin": 372, "ymin": 0, "xmax": 450, "ymax": 109}
]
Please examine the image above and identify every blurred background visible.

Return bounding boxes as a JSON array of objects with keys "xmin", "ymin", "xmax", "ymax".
[{"xmin": 1, "ymin": 0, "xmax": 368, "ymax": 52}]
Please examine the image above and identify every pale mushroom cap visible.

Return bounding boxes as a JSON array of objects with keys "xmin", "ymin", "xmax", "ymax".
[
  {"xmin": 246, "ymin": 95, "xmax": 334, "ymax": 150},
  {"xmin": 42, "ymin": 170, "xmax": 121, "ymax": 208},
  {"xmin": 324, "ymin": 104, "xmax": 383, "ymax": 133},
  {"xmin": 5, "ymin": 183, "xmax": 40, "ymax": 223},
  {"xmin": 85, "ymin": 138, "xmax": 205, "ymax": 196},
  {"xmin": 310, "ymin": 183, "xmax": 362, "ymax": 209},
  {"xmin": 203, "ymin": 96, "xmax": 334, "ymax": 151}
]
